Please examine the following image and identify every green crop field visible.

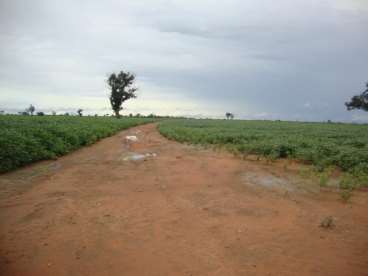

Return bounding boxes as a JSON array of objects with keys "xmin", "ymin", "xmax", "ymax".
[
  {"xmin": 0, "ymin": 115, "xmax": 156, "ymax": 173},
  {"xmin": 159, "ymin": 119, "xmax": 368, "ymax": 188}
]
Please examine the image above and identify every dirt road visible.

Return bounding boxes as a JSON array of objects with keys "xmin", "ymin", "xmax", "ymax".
[{"xmin": 0, "ymin": 123, "xmax": 367, "ymax": 276}]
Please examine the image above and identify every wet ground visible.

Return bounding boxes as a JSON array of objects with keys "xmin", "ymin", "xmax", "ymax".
[{"xmin": 0, "ymin": 123, "xmax": 367, "ymax": 276}]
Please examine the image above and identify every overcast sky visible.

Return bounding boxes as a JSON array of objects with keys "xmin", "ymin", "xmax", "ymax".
[{"xmin": 0, "ymin": 0, "xmax": 367, "ymax": 121}]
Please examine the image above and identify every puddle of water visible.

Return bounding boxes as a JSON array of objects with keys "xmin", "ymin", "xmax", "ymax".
[
  {"xmin": 124, "ymin": 153, "xmax": 146, "ymax": 161},
  {"xmin": 122, "ymin": 152, "xmax": 157, "ymax": 161},
  {"xmin": 241, "ymin": 171, "xmax": 319, "ymax": 194},
  {"xmin": 241, "ymin": 172, "xmax": 296, "ymax": 192}
]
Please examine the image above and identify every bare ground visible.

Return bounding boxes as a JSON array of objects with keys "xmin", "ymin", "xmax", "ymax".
[{"xmin": 0, "ymin": 123, "xmax": 367, "ymax": 276}]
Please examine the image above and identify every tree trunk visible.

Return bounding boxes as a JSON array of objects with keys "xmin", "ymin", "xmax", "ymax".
[{"xmin": 115, "ymin": 109, "xmax": 120, "ymax": 118}]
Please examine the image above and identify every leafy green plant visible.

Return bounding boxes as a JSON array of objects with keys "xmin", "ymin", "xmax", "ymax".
[
  {"xmin": 319, "ymin": 173, "xmax": 329, "ymax": 187},
  {"xmin": 340, "ymin": 190, "xmax": 352, "ymax": 202},
  {"xmin": 0, "ymin": 116, "xmax": 156, "ymax": 173},
  {"xmin": 159, "ymin": 119, "xmax": 368, "ymax": 186}
]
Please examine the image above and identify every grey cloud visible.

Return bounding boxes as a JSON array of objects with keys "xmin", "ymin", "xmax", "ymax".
[{"xmin": 0, "ymin": 0, "xmax": 367, "ymax": 121}]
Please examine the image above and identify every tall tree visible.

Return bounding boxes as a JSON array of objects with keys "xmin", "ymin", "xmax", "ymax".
[
  {"xmin": 107, "ymin": 71, "xmax": 137, "ymax": 118},
  {"xmin": 26, "ymin": 104, "xmax": 35, "ymax": 115},
  {"xmin": 225, "ymin": 112, "xmax": 234, "ymax": 119},
  {"xmin": 345, "ymin": 82, "xmax": 368, "ymax": 111}
]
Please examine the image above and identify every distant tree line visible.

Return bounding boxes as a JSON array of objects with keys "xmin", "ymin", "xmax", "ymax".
[
  {"xmin": 13, "ymin": 105, "xmax": 85, "ymax": 116},
  {"xmin": 5, "ymin": 104, "xmax": 165, "ymax": 118},
  {"xmin": 5, "ymin": 77, "xmax": 367, "ymax": 120}
]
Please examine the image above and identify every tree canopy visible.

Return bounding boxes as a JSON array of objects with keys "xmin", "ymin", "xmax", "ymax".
[
  {"xmin": 225, "ymin": 112, "xmax": 234, "ymax": 119},
  {"xmin": 107, "ymin": 71, "xmax": 137, "ymax": 117},
  {"xmin": 26, "ymin": 104, "xmax": 35, "ymax": 115},
  {"xmin": 345, "ymin": 82, "xmax": 368, "ymax": 112}
]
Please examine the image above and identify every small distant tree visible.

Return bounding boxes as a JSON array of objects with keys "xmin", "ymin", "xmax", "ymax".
[
  {"xmin": 345, "ymin": 82, "xmax": 368, "ymax": 111},
  {"xmin": 77, "ymin": 109, "xmax": 83, "ymax": 117},
  {"xmin": 26, "ymin": 104, "xmax": 35, "ymax": 115},
  {"xmin": 37, "ymin": 112, "xmax": 45, "ymax": 116},
  {"xmin": 0, "ymin": 110, "xmax": 4, "ymax": 115},
  {"xmin": 107, "ymin": 71, "xmax": 138, "ymax": 118},
  {"xmin": 225, "ymin": 112, "xmax": 234, "ymax": 119},
  {"xmin": 64, "ymin": 112, "xmax": 70, "ymax": 116}
]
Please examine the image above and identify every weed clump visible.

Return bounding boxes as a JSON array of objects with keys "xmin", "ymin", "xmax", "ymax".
[{"xmin": 320, "ymin": 216, "xmax": 335, "ymax": 229}]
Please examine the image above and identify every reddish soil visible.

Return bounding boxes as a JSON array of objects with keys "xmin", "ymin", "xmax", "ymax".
[{"xmin": 0, "ymin": 123, "xmax": 367, "ymax": 276}]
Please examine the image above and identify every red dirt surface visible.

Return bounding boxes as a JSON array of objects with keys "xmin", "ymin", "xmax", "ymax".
[{"xmin": 0, "ymin": 123, "xmax": 367, "ymax": 276}]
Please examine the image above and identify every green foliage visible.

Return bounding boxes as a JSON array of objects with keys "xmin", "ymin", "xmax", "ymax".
[
  {"xmin": 317, "ymin": 167, "xmax": 335, "ymax": 187},
  {"xmin": 319, "ymin": 173, "xmax": 329, "ymax": 187},
  {"xmin": 0, "ymin": 115, "xmax": 155, "ymax": 173},
  {"xmin": 345, "ymin": 82, "xmax": 368, "ymax": 112},
  {"xmin": 159, "ymin": 119, "xmax": 368, "ymax": 187},
  {"xmin": 26, "ymin": 104, "xmax": 35, "ymax": 115},
  {"xmin": 340, "ymin": 190, "xmax": 352, "ymax": 202},
  {"xmin": 108, "ymin": 71, "xmax": 137, "ymax": 117}
]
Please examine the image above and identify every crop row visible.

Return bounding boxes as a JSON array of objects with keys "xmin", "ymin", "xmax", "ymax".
[
  {"xmin": 159, "ymin": 119, "xmax": 368, "ymax": 185},
  {"xmin": 0, "ymin": 116, "xmax": 155, "ymax": 173}
]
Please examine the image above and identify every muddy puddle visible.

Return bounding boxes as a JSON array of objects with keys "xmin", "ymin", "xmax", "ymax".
[
  {"xmin": 122, "ymin": 152, "xmax": 157, "ymax": 161},
  {"xmin": 241, "ymin": 171, "xmax": 319, "ymax": 193}
]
